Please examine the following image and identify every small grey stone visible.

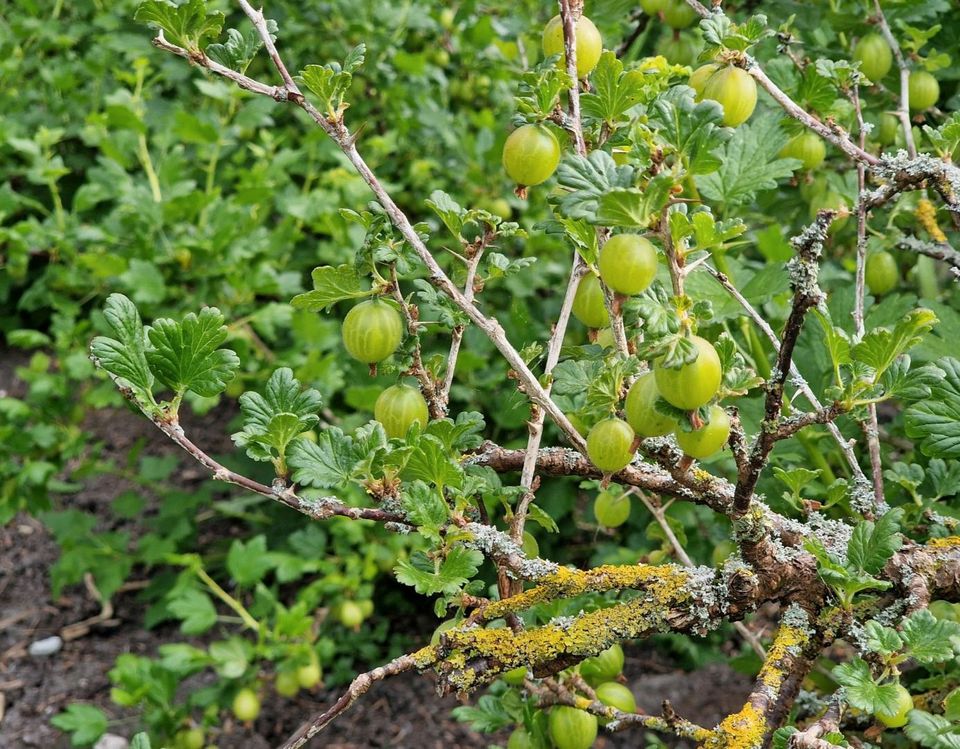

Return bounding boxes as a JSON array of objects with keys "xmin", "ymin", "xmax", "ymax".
[
  {"xmin": 28, "ymin": 635, "xmax": 63, "ymax": 656},
  {"xmin": 94, "ymin": 735, "xmax": 129, "ymax": 749}
]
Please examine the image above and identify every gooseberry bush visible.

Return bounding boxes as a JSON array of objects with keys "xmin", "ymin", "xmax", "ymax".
[{"xmin": 76, "ymin": 0, "xmax": 960, "ymax": 747}]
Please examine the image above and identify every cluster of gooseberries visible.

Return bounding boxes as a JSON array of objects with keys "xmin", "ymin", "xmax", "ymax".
[
  {"xmin": 338, "ymin": 297, "xmax": 430, "ymax": 438},
  {"xmin": 504, "ymin": 644, "xmax": 634, "ymax": 749},
  {"xmin": 567, "ymin": 232, "xmax": 728, "ymax": 475},
  {"xmin": 584, "ymin": 334, "xmax": 728, "ymax": 477},
  {"xmin": 274, "ymin": 653, "xmax": 323, "ymax": 698}
]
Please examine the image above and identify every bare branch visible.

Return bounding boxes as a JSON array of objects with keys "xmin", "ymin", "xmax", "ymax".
[
  {"xmin": 733, "ymin": 213, "xmax": 831, "ymax": 516},
  {"xmin": 636, "ymin": 491, "xmax": 767, "ymax": 660},
  {"xmin": 440, "ymin": 246, "xmax": 484, "ymax": 403},
  {"xmin": 898, "ymin": 235, "xmax": 960, "ymax": 275},
  {"xmin": 871, "ymin": 0, "xmax": 917, "ymax": 158},
  {"xmin": 513, "ymin": 257, "xmax": 587, "ymax": 542},
  {"xmin": 110, "ymin": 380, "xmax": 407, "ymax": 525},
  {"xmin": 388, "ymin": 265, "xmax": 444, "ymax": 419}
]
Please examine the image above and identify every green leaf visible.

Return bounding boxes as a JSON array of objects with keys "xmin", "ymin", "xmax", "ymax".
[
  {"xmin": 401, "ymin": 481, "xmax": 449, "ymax": 543},
  {"xmin": 291, "ymin": 264, "xmax": 373, "ymax": 311},
  {"xmin": 513, "ymin": 58, "xmax": 570, "ymax": 120},
  {"xmin": 425, "ymin": 190, "xmax": 465, "ymax": 239},
  {"xmin": 862, "ymin": 620, "xmax": 903, "ymax": 656},
  {"xmin": 206, "ymin": 24, "xmax": 274, "ymax": 73},
  {"xmin": 90, "ymin": 293, "xmax": 155, "ymax": 407},
  {"xmin": 451, "ymin": 694, "xmax": 514, "ymax": 733},
  {"xmin": 580, "ymin": 51, "xmax": 669, "ymax": 123},
  {"xmin": 299, "ymin": 44, "xmax": 366, "ymax": 119},
  {"xmin": 134, "ymin": 0, "xmax": 224, "ymax": 51},
  {"xmin": 834, "ymin": 658, "xmax": 904, "ymax": 715},
  {"xmin": 697, "ymin": 112, "xmax": 800, "ymax": 205},
  {"xmin": 900, "ymin": 609, "xmax": 960, "ymax": 664},
  {"xmin": 424, "ymin": 411, "xmax": 486, "ymax": 452},
  {"xmin": 208, "ymin": 637, "xmax": 253, "ymax": 679},
  {"xmin": 167, "ymin": 588, "xmax": 218, "ymax": 634},
  {"xmin": 846, "ymin": 508, "xmax": 903, "ymax": 576},
  {"xmin": 131, "ymin": 734, "xmax": 153, "ymax": 749},
  {"xmin": 146, "ymin": 307, "xmax": 239, "ymax": 398},
  {"xmin": 715, "ymin": 330, "xmax": 761, "ymax": 397},
  {"xmin": 51, "ymin": 704, "xmax": 109, "ymax": 747},
  {"xmin": 288, "ymin": 428, "xmax": 358, "ymax": 488},
  {"xmin": 395, "ymin": 546, "xmax": 483, "ymax": 596},
  {"xmin": 927, "ymin": 458, "xmax": 960, "ymax": 500},
  {"xmin": 226, "ymin": 535, "xmax": 274, "ymax": 587},
  {"xmin": 905, "ymin": 711, "xmax": 960, "ymax": 749},
  {"xmin": 906, "ymin": 358, "xmax": 960, "ymax": 459},
  {"xmin": 403, "ymin": 434, "xmax": 464, "ymax": 490},
  {"xmin": 649, "ymin": 86, "xmax": 731, "ymax": 175},
  {"xmin": 556, "ymin": 150, "xmax": 670, "ymax": 229},
  {"xmin": 232, "ymin": 368, "xmax": 322, "ymax": 469},
  {"xmin": 851, "ymin": 308, "xmax": 938, "ymax": 383},
  {"xmin": 701, "ymin": 13, "xmax": 772, "ymax": 51}
]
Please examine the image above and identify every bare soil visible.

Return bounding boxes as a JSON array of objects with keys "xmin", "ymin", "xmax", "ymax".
[{"xmin": 0, "ymin": 355, "xmax": 751, "ymax": 748}]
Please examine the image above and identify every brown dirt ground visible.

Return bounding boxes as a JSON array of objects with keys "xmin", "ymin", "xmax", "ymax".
[{"xmin": 0, "ymin": 353, "xmax": 751, "ymax": 748}]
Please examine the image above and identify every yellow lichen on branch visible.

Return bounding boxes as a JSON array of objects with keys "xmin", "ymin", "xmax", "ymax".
[
  {"xmin": 433, "ymin": 564, "xmax": 712, "ymax": 692},
  {"xmin": 705, "ymin": 702, "xmax": 767, "ymax": 749},
  {"xmin": 701, "ymin": 612, "xmax": 815, "ymax": 749},
  {"xmin": 927, "ymin": 535, "xmax": 960, "ymax": 549},
  {"xmin": 917, "ymin": 198, "xmax": 948, "ymax": 243},
  {"xmin": 478, "ymin": 563, "xmax": 692, "ymax": 620}
]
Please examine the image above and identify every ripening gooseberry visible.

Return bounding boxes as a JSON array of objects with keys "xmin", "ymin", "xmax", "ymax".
[
  {"xmin": 701, "ymin": 65, "xmax": 757, "ymax": 127},
  {"xmin": 625, "ymin": 371, "xmax": 677, "ymax": 438},
  {"xmin": 548, "ymin": 706, "xmax": 598, "ymax": 749},
  {"xmin": 662, "ymin": 0, "xmax": 698, "ymax": 29},
  {"xmin": 598, "ymin": 234, "xmax": 658, "ymax": 295},
  {"xmin": 653, "ymin": 335, "xmax": 722, "ymax": 410},
  {"xmin": 586, "ymin": 418, "xmax": 635, "ymax": 473},
  {"xmin": 908, "ymin": 70, "xmax": 940, "ymax": 111},
  {"xmin": 341, "ymin": 299, "xmax": 404, "ymax": 364},
  {"xmin": 854, "ymin": 33, "xmax": 892, "ymax": 83},
  {"xmin": 375, "ymin": 384, "xmax": 429, "ymax": 438},
  {"xmin": 231, "ymin": 688, "xmax": 261, "ymax": 722},
  {"xmin": 542, "ymin": 14, "xmax": 603, "ymax": 78},
  {"xmin": 502, "ymin": 124, "xmax": 562, "ymax": 187},
  {"xmin": 572, "ymin": 273, "xmax": 610, "ymax": 328},
  {"xmin": 780, "ymin": 132, "xmax": 826, "ymax": 170},
  {"xmin": 866, "ymin": 251, "xmax": 898, "ymax": 296},
  {"xmin": 580, "ymin": 643, "xmax": 625, "ymax": 685},
  {"xmin": 675, "ymin": 405, "xmax": 730, "ymax": 459},
  {"xmin": 875, "ymin": 683, "xmax": 913, "ymax": 728},
  {"xmin": 594, "ymin": 489, "xmax": 631, "ymax": 528}
]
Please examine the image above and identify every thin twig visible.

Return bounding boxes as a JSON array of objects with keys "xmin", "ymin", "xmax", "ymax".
[
  {"xmin": 389, "ymin": 265, "xmax": 444, "ymax": 418},
  {"xmin": 732, "ymin": 215, "xmax": 830, "ymax": 515},
  {"xmin": 108, "ymin": 379, "xmax": 407, "ymax": 525},
  {"xmin": 510, "ymin": 0, "xmax": 591, "ymax": 552},
  {"xmin": 218, "ymin": 1, "xmax": 588, "ymax": 455},
  {"xmin": 871, "ymin": 0, "xmax": 917, "ymax": 158},
  {"xmin": 513, "ymin": 257, "xmax": 587, "ymax": 539},
  {"xmin": 440, "ymin": 246, "xmax": 484, "ymax": 402},
  {"xmin": 852, "ymin": 79, "xmax": 885, "ymax": 509},
  {"xmin": 680, "ymin": 0, "xmax": 877, "ymax": 165},
  {"xmin": 704, "ymin": 266, "xmax": 867, "ymax": 486}
]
